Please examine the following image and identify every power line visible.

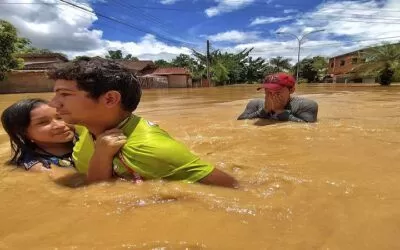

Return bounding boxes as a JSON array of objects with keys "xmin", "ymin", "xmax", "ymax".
[
  {"xmin": 301, "ymin": 16, "xmax": 400, "ymax": 25},
  {"xmin": 200, "ymin": 0, "xmax": 400, "ymax": 14},
  {"xmin": 5, "ymin": 0, "xmax": 400, "ymax": 14},
  {"xmin": 300, "ymin": 36, "xmax": 400, "ymax": 49},
  {"xmin": 2, "ymin": 0, "xmax": 204, "ymax": 53},
  {"xmin": 107, "ymin": 0, "xmax": 193, "ymax": 48},
  {"xmin": 247, "ymin": 39, "xmax": 400, "ymax": 55},
  {"xmin": 4, "ymin": 2, "xmax": 400, "ymax": 24},
  {"xmin": 57, "ymin": 0, "xmax": 197, "ymax": 48},
  {"xmin": 3, "ymin": 1, "xmax": 400, "ymax": 51},
  {"xmin": 111, "ymin": 0, "xmax": 168, "ymax": 29}
]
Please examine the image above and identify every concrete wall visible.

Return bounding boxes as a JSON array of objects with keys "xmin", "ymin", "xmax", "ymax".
[
  {"xmin": 0, "ymin": 71, "xmax": 54, "ymax": 94},
  {"xmin": 138, "ymin": 76, "xmax": 168, "ymax": 89},
  {"xmin": 192, "ymin": 78, "xmax": 210, "ymax": 87}
]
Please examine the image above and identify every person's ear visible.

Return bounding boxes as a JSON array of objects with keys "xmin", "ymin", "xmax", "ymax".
[{"xmin": 101, "ymin": 91, "xmax": 121, "ymax": 108}]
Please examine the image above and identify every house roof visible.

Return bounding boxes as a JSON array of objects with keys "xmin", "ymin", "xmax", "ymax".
[
  {"xmin": 116, "ymin": 60, "xmax": 155, "ymax": 71},
  {"xmin": 24, "ymin": 61, "xmax": 61, "ymax": 65},
  {"xmin": 330, "ymin": 42, "xmax": 400, "ymax": 59},
  {"xmin": 330, "ymin": 49, "xmax": 364, "ymax": 59},
  {"xmin": 151, "ymin": 67, "xmax": 190, "ymax": 75},
  {"xmin": 16, "ymin": 53, "xmax": 68, "ymax": 62},
  {"xmin": 23, "ymin": 61, "xmax": 63, "ymax": 70}
]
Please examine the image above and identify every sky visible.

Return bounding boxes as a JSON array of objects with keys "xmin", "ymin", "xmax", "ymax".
[{"xmin": 1, "ymin": 0, "xmax": 400, "ymax": 63}]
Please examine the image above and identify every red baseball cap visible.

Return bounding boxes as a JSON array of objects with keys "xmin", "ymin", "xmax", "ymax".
[{"xmin": 257, "ymin": 73, "xmax": 295, "ymax": 92}]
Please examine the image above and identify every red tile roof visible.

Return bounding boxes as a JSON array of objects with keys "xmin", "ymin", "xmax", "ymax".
[
  {"xmin": 16, "ymin": 53, "xmax": 68, "ymax": 62},
  {"xmin": 152, "ymin": 67, "xmax": 190, "ymax": 75}
]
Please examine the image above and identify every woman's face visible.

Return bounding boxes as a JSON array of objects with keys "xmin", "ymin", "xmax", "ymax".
[{"xmin": 26, "ymin": 104, "xmax": 74, "ymax": 145}]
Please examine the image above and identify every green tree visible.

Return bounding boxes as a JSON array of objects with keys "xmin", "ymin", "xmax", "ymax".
[
  {"xmin": 354, "ymin": 42, "xmax": 400, "ymax": 85},
  {"xmin": 0, "ymin": 20, "xmax": 24, "ymax": 80},
  {"xmin": 295, "ymin": 58, "xmax": 317, "ymax": 83},
  {"xmin": 269, "ymin": 56, "xmax": 292, "ymax": 73},
  {"xmin": 124, "ymin": 54, "xmax": 138, "ymax": 61},
  {"xmin": 192, "ymin": 48, "xmax": 254, "ymax": 85},
  {"xmin": 292, "ymin": 56, "xmax": 328, "ymax": 83},
  {"xmin": 14, "ymin": 39, "xmax": 68, "ymax": 63},
  {"xmin": 105, "ymin": 50, "xmax": 138, "ymax": 60},
  {"xmin": 14, "ymin": 36, "xmax": 59, "ymax": 55},
  {"xmin": 171, "ymin": 54, "xmax": 196, "ymax": 68},
  {"xmin": 240, "ymin": 56, "xmax": 270, "ymax": 83},
  {"xmin": 312, "ymin": 56, "xmax": 328, "ymax": 81},
  {"xmin": 74, "ymin": 55, "xmax": 92, "ymax": 61},
  {"xmin": 105, "ymin": 50, "xmax": 123, "ymax": 59},
  {"xmin": 154, "ymin": 59, "xmax": 172, "ymax": 67}
]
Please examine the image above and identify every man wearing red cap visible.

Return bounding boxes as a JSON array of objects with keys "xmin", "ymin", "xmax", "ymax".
[{"xmin": 237, "ymin": 73, "xmax": 318, "ymax": 122}]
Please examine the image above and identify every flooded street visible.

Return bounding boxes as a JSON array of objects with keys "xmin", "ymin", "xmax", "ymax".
[{"xmin": 1, "ymin": 85, "xmax": 399, "ymax": 249}]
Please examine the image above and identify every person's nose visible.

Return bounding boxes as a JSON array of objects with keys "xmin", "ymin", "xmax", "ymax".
[
  {"xmin": 48, "ymin": 95, "xmax": 61, "ymax": 109},
  {"xmin": 52, "ymin": 119, "xmax": 66, "ymax": 130}
]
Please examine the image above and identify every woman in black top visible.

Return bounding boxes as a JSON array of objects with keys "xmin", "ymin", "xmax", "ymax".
[{"xmin": 1, "ymin": 98, "xmax": 75, "ymax": 171}]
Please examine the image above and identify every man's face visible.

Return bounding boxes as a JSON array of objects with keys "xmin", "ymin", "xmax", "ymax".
[
  {"xmin": 49, "ymin": 80, "xmax": 101, "ymax": 125},
  {"xmin": 264, "ymin": 87, "xmax": 293, "ymax": 111}
]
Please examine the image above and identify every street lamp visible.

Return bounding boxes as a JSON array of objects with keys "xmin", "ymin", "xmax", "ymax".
[{"xmin": 276, "ymin": 29, "xmax": 325, "ymax": 84}]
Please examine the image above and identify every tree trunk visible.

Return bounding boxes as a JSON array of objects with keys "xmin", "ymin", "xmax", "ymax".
[{"xmin": 379, "ymin": 68, "xmax": 394, "ymax": 86}]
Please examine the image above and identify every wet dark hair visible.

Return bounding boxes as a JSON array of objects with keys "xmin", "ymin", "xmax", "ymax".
[
  {"xmin": 1, "ymin": 98, "xmax": 48, "ymax": 165},
  {"xmin": 48, "ymin": 57, "xmax": 142, "ymax": 112}
]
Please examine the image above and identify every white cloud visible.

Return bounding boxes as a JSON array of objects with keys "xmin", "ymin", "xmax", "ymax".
[
  {"xmin": 0, "ymin": 0, "xmax": 102, "ymax": 51},
  {"xmin": 65, "ymin": 34, "xmax": 191, "ymax": 60},
  {"xmin": 250, "ymin": 16, "xmax": 294, "ymax": 26},
  {"xmin": 235, "ymin": 0, "xmax": 400, "ymax": 62},
  {"xmin": 3, "ymin": 0, "xmax": 400, "ymax": 65},
  {"xmin": 0, "ymin": 0, "xmax": 191, "ymax": 60},
  {"xmin": 278, "ymin": 0, "xmax": 400, "ymax": 43},
  {"xmin": 208, "ymin": 30, "xmax": 260, "ymax": 43},
  {"xmin": 205, "ymin": 0, "xmax": 255, "ymax": 17},
  {"xmin": 284, "ymin": 9, "xmax": 298, "ymax": 14},
  {"xmin": 222, "ymin": 38, "xmax": 362, "ymax": 64},
  {"xmin": 160, "ymin": 0, "xmax": 182, "ymax": 4}
]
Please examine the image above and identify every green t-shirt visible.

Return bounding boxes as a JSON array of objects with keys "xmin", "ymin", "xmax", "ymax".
[{"xmin": 72, "ymin": 115, "xmax": 214, "ymax": 183}]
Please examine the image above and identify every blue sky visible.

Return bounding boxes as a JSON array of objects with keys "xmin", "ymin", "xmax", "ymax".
[
  {"xmin": 91, "ymin": 0, "xmax": 320, "ymax": 45},
  {"xmin": 1, "ymin": 0, "xmax": 399, "ymax": 62}
]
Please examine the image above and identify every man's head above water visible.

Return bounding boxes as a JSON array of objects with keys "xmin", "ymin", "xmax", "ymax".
[
  {"xmin": 48, "ymin": 57, "xmax": 141, "ymax": 135},
  {"xmin": 258, "ymin": 72, "xmax": 296, "ymax": 112}
]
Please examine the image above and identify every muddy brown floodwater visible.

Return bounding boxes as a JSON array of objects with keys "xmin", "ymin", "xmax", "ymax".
[{"xmin": 1, "ymin": 84, "xmax": 399, "ymax": 249}]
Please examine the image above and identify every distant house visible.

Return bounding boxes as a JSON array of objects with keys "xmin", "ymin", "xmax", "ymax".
[
  {"xmin": 327, "ymin": 49, "xmax": 374, "ymax": 83},
  {"xmin": 1, "ymin": 53, "xmax": 69, "ymax": 94},
  {"xmin": 17, "ymin": 53, "xmax": 69, "ymax": 70},
  {"xmin": 115, "ymin": 60, "xmax": 157, "ymax": 75},
  {"xmin": 149, "ymin": 67, "xmax": 192, "ymax": 88}
]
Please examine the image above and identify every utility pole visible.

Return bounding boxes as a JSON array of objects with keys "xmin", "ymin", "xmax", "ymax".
[
  {"xmin": 206, "ymin": 40, "xmax": 211, "ymax": 86},
  {"xmin": 276, "ymin": 29, "xmax": 325, "ymax": 84}
]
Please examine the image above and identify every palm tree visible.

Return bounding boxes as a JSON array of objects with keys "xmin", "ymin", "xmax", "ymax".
[
  {"xmin": 354, "ymin": 43, "xmax": 400, "ymax": 85},
  {"xmin": 192, "ymin": 48, "xmax": 253, "ymax": 85},
  {"xmin": 241, "ymin": 56, "xmax": 270, "ymax": 83},
  {"xmin": 269, "ymin": 56, "xmax": 292, "ymax": 73}
]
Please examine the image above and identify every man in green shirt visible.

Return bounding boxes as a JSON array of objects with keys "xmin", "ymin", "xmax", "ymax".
[{"xmin": 48, "ymin": 58, "xmax": 238, "ymax": 188}]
